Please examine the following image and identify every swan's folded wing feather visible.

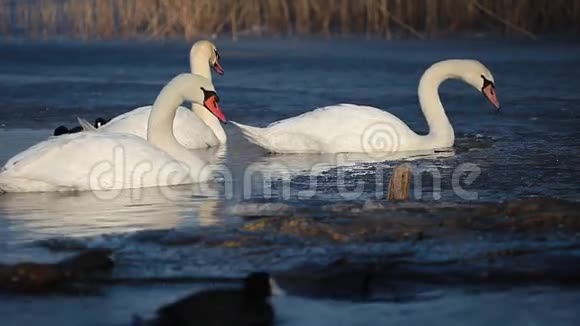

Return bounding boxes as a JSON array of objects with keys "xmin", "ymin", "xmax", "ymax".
[
  {"xmin": 98, "ymin": 106, "xmax": 153, "ymax": 138},
  {"xmin": 3, "ymin": 135, "xmax": 70, "ymax": 172},
  {"xmin": 1, "ymin": 132, "xmax": 180, "ymax": 190},
  {"xmin": 98, "ymin": 106, "xmax": 217, "ymax": 148},
  {"xmin": 77, "ymin": 117, "xmax": 98, "ymax": 132},
  {"xmin": 256, "ymin": 104, "xmax": 417, "ymax": 153},
  {"xmin": 267, "ymin": 104, "xmax": 411, "ymax": 135}
]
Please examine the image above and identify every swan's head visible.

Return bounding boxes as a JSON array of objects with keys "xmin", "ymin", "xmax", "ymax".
[
  {"xmin": 460, "ymin": 60, "xmax": 500, "ymax": 111},
  {"xmin": 191, "ymin": 40, "xmax": 224, "ymax": 75},
  {"xmin": 181, "ymin": 74, "xmax": 227, "ymax": 124}
]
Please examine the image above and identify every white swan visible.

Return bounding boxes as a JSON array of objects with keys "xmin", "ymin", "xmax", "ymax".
[
  {"xmin": 232, "ymin": 59, "xmax": 500, "ymax": 154},
  {"xmin": 94, "ymin": 40, "xmax": 227, "ymax": 148},
  {"xmin": 0, "ymin": 73, "xmax": 224, "ymax": 193}
]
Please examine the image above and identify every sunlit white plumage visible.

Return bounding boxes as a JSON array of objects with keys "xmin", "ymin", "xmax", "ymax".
[
  {"xmin": 0, "ymin": 73, "xmax": 221, "ymax": 193},
  {"xmin": 233, "ymin": 59, "xmax": 499, "ymax": 154}
]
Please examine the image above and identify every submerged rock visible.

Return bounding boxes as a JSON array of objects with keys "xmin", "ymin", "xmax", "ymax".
[
  {"xmin": 234, "ymin": 197, "xmax": 580, "ymax": 244},
  {"xmin": 0, "ymin": 263, "xmax": 64, "ymax": 293},
  {"xmin": 57, "ymin": 249, "xmax": 115, "ymax": 277},
  {"xmin": 0, "ymin": 249, "xmax": 114, "ymax": 293},
  {"xmin": 275, "ymin": 246, "xmax": 580, "ymax": 301}
]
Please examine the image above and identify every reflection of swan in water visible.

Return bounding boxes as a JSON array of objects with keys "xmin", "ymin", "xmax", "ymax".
[
  {"xmin": 225, "ymin": 128, "xmax": 497, "ymax": 182},
  {"xmin": 224, "ymin": 130, "xmax": 456, "ymax": 200},
  {"xmin": 0, "ymin": 149, "xmax": 226, "ymax": 239},
  {"xmin": 227, "ymin": 129, "xmax": 456, "ymax": 180}
]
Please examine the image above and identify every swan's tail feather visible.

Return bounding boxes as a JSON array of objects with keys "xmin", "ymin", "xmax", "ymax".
[
  {"xmin": 231, "ymin": 121, "xmax": 271, "ymax": 150},
  {"xmin": 77, "ymin": 117, "xmax": 98, "ymax": 132},
  {"xmin": 0, "ymin": 174, "xmax": 11, "ymax": 193}
]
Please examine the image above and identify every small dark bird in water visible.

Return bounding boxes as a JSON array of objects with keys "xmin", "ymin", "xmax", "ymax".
[
  {"xmin": 154, "ymin": 272, "xmax": 281, "ymax": 326},
  {"xmin": 53, "ymin": 125, "xmax": 70, "ymax": 136},
  {"xmin": 53, "ymin": 117, "xmax": 110, "ymax": 136}
]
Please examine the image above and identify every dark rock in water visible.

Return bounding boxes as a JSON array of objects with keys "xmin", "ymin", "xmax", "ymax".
[
  {"xmin": 154, "ymin": 272, "xmax": 276, "ymax": 326},
  {"xmin": 276, "ymin": 247, "xmax": 580, "ymax": 302},
  {"xmin": 0, "ymin": 262, "xmax": 65, "ymax": 293},
  {"xmin": 0, "ymin": 249, "xmax": 114, "ymax": 293},
  {"xmin": 57, "ymin": 249, "xmax": 114, "ymax": 277},
  {"xmin": 276, "ymin": 258, "xmax": 379, "ymax": 300}
]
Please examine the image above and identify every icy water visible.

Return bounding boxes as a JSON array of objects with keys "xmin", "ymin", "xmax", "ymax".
[{"xmin": 0, "ymin": 39, "xmax": 579, "ymax": 325}]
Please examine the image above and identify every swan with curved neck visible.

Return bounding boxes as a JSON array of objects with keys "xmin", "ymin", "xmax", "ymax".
[
  {"xmin": 93, "ymin": 40, "xmax": 227, "ymax": 148},
  {"xmin": 232, "ymin": 59, "xmax": 500, "ymax": 153},
  {"xmin": 0, "ymin": 73, "xmax": 224, "ymax": 193}
]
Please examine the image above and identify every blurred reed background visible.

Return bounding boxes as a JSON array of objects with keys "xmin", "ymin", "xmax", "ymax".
[{"xmin": 0, "ymin": 0, "xmax": 578, "ymax": 40}]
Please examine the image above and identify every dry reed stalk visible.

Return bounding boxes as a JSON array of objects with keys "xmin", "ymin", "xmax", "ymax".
[
  {"xmin": 115, "ymin": 0, "xmax": 135, "ymax": 37},
  {"xmin": 425, "ymin": 0, "xmax": 438, "ymax": 36},
  {"xmin": 95, "ymin": 0, "xmax": 115, "ymax": 39},
  {"xmin": 382, "ymin": 0, "xmax": 425, "ymax": 39},
  {"xmin": 338, "ymin": 0, "xmax": 351, "ymax": 35},
  {"xmin": 364, "ymin": 0, "xmax": 378, "ymax": 38},
  {"xmin": 264, "ymin": 0, "xmax": 290, "ymax": 35},
  {"xmin": 576, "ymin": 0, "xmax": 580, "ymax": 32},
  {"xmin": 14, "ymin": 0, "xmax": 30, "ymax": 35},
  {"xmin": 472, "ymin": 0, "xmax": 537, "ymax": 39},
  {"xmin": 293, "ymin": 0, "xmax": 311, "ymax": 35},
  {"xmin": 230, "ymin": 0, "xmax": 239, "ymax": 40},
  {"xmin": 63, "ymin": 0, "xmax": 87, "ymax": 39},
  {"xmin": 38, "ymin": 0, "xmax": 58, "ymax": 36},
  {"xmin": 380, "ymin": 0, "xmax": 392, "ymax": 39},
  {"xmin": 0, "ymin": 0, "xmax": 9, "ymax": 36},
  {"xmin": 2, "ymin": 0, "xmax": 578, "ymax": 39}
]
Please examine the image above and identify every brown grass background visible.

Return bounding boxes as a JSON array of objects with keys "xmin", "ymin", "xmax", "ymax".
[{"xmin": 0, "ymin": 0, "xmax": 578, "ymax": 40}]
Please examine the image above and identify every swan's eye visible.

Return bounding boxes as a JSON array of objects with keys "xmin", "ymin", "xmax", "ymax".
[
  {"xmin": 481, "ymin": 75, "xmax": 494, "ymax": 91},
  {"xmin": 214, "ymin": 49, "xmax": 220, "ymax": 60},
  {"xmin": 201, "ymin": 87, "xmax": 219, "ymax": 102}
]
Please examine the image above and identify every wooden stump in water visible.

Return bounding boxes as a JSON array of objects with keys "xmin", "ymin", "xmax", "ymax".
[{"xmin": 387, "ymin": 164, "xmax": 412, "ymax": 201}]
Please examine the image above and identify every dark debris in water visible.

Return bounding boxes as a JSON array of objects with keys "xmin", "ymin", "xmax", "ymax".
[
  {"xmin": 236, "ymin": 197, "xmax": 580, "ymax": 242},
  {"xmin": 275, "ymin": 246, "xmax": 580, "ymax": 301},
  {"xmin": 25, "ymin": 197, "xmax": 580, "ymax": 302},
  {"xmin": 454, "ymin": 133, "xmax": 497, "ymax": 153},
  {"xmin": 0, "ymin": 249, "xmax": 114, "ymax": 294}
]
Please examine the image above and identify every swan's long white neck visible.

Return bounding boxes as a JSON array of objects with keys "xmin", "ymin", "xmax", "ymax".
[
  {"xmin": 148, "ymin": 76, "xmax": 208, "ymax": 182},
  {"xmin": 190, "ymin": 54, "xmax": 213, "ymax": 83},
  {"xmin": 417, "ymin": 60, "xmax": 465, "ymax": 148},
  {"xmin": 190, "ymin": 52, "xmax": 226, "ymax": 144}
]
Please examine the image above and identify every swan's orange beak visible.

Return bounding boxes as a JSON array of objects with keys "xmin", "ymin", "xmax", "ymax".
[
  {"xmin": 212, "ymin": 58, "xmax": 224, "ymax": 75},
  {"xmin": 204, "ymin": 94, "xmax": 227, "ymax": 124},
  {"xmin": 482, "ymin": 83, "xmax": 500, "ymax": 111}
]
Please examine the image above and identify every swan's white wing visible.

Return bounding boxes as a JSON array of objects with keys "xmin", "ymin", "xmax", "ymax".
[
  {"xmin": 267, "ymin": 104, "xmax": 407, "ymax": 131},
  {"xmin": 247, "ymin": 104, "xmax": 416, "ymax": 153},
  {"xmin": 99, "ymin": 106, "xmax": 219, "ymax": 148},
  {"xmin": 0, "ymin": 132, "xmax": 189, "ymax": 192},
  {"xmin": 99, "ymin": 106, "xmax": 153, "ymax": 139}
]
